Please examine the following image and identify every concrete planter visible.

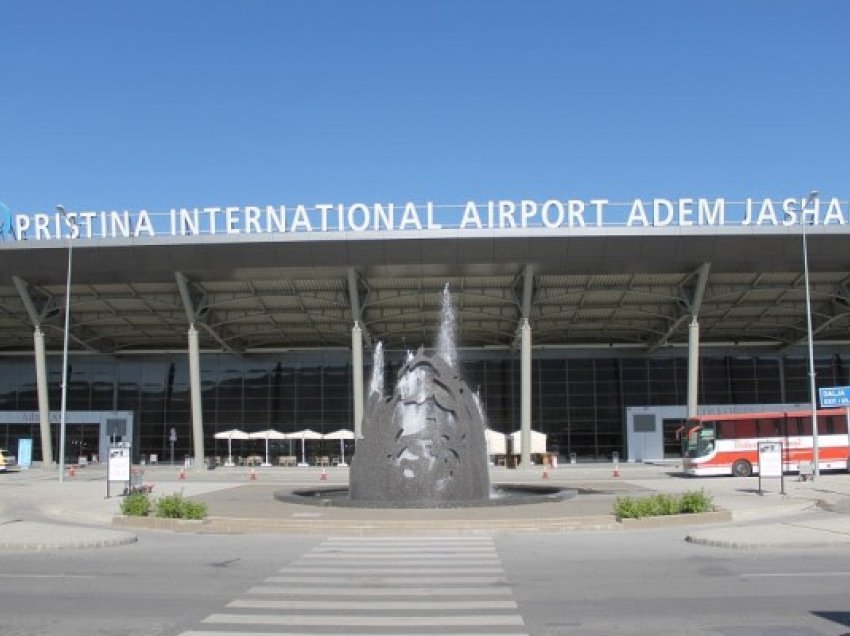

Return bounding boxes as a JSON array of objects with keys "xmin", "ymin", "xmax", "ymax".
[
  {"xmin": 112, "ymin": 515, "xmax": 208, "ymax": 532},
  {"xmin": 617, "ymin": 509, "xmax": 732, "ymax": 529}
]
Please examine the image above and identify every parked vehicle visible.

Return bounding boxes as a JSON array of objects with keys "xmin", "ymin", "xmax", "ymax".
[
  {"xmin": 681, "ymin": 408, "xmax": 850, "ymax": 477},
  {"xmin": 0, "ymin": 448, "xmax": 16, "ymax": 471}
]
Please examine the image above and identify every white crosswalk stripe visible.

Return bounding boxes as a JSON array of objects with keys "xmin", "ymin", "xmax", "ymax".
[{"xmin": 179, "ymin": 534, "xmax": 529, "ymax": 636}]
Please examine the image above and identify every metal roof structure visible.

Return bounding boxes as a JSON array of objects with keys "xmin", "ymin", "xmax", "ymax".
[{"xmin": 1, "ymin": 231, "xmax": 849, "ymax": 355}]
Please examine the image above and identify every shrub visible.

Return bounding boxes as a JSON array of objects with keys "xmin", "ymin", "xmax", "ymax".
[
  {"xmin": 120, "ymin": 492, "xmax": 151, "ymax": 517},
  {"xmin": 613, "ymin": 496, "xmax": 641, "ymax": 519},
  {"xmin": 678, "ymin": 489, "xmax": 714, "ymax": 514},
  {"xmin": 181, "ymin": 500, "xmax": 208, "ymax": 520},
  {"xmin": 652, "ymin": 493, "xmax": 680, "ymax": 516},
  {"xmin": 154, "ymin": 492, "xmax": 208, "ymax": 520},
  {"xmin": 614, "ymin": 490, "xmax": 713, "ymax": 519}
]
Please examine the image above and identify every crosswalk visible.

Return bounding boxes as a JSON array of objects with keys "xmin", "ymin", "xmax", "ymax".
[{"xmin": 180, "ymin": 535, "xmax": 529, "ymax": 636}]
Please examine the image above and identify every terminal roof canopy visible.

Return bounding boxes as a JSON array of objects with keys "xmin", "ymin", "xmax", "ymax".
[{"xmin": 1, "ymin": 233, "xmax": 849, "ymax": 354}]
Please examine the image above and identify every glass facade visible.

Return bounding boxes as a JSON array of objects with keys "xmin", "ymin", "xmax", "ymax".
[{"xmin": 0, "ymin": 349, "xmax": 847, "ymax": 463}]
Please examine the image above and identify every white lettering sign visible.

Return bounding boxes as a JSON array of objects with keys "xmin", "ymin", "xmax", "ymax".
[{"xmin": 7, "ymin": 196, "xmax": 850, "ymax": 241}]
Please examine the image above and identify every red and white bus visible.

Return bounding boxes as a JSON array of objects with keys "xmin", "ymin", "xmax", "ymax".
[{"xmin": 681, "ymin": 408, "xmax": 850, "ymax": 477}]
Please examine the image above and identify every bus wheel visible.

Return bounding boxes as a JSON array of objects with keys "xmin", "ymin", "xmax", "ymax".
[{"xmin": 732, "ymin": 459, "xmax": 752, "ymax": 477}]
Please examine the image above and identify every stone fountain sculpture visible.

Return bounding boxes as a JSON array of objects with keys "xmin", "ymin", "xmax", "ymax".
[{"xmin": 349, "ymin": 286, "xmax": 491, "ymax": 506}]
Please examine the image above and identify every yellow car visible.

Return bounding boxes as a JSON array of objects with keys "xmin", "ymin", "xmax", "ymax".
[{"xmin": 0, "ymin": 448, "xmax": 16, "ymax": 471}]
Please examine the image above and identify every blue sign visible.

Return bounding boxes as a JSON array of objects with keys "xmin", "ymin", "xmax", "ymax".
[
  {"xmin": 818, "ymin": 386, "xmax": 850, "ymax": 408},
  {"xmin": 17, "ymin": 438, "xmax": 32, "ymax": 468}
]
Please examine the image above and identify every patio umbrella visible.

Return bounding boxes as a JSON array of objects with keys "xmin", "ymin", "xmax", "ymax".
[
  {"xmin": 323, "ymin": 428, "xmax": 355, "ymax": 466},
  {"xmin": 214, "ymin": 428, "xmax": 249, "ymax": 466},
  {"xmin": 484, "ymin": 428, "xmax": 508, "ymax": 456},
  {"xmin": 509, "ymin": 429, "xmax": 548, "ymax": 455},
  {"xmin": 248, "ymin": 429, "xmax": 287, "ymax": 466},
  {"xmin": 285, "ymin": 428, "xmax": 323, "ymax": 466}
]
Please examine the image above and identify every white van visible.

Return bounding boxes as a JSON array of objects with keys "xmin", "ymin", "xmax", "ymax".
[{"xmin": 0, "ymin": 448, "xmax": 16, "ymax": 471}]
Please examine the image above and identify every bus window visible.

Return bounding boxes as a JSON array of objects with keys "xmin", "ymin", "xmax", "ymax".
[
  {"xmin": 824, "ymin": 416, "xmax": 836, "ymax": 435},
  {"xmin": 735, "ymin": 419, "xmax": 757, "ymax": 438},
  {"xmin": 835, "ymin": 415, "xmax": 848, "ymax": 435},
  {"xmin": 756, "ymin": 418, "xmax": 781, "ymax": 437},
  {"xmin": 717, "ymin": 420, "xmax": 735, "ymax": 439},
  {"xmin": 696, "ymin": 423, "xmax": 716, "ymax": 457},
  {"xmin": 786, "ymin": 418, "xmax": 800, "ymax": 436},
  {"xmin": 800, "ymin": 417, "xmax": 813, "ymax": 436}
]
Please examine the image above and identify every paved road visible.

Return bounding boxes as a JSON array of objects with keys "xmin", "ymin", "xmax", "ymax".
[
  {"xmin": 183, "ymin": 535, "xmax": 528, "ymax": 635},
  {"xmin": 2, "ymin": 523, "xmax": 850, "ymax": 635}
]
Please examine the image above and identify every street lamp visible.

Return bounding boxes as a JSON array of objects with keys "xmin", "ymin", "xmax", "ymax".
[
  {"xmin": 56, "ymin": 205, "xmax": 75, "ymax": 482},
  {"xmin": 796, "ymin": 191, "xmax": 820, "ymax": 479}
]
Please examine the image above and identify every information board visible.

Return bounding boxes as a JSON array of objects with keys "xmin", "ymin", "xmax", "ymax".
[
  {"xmin": 17, "ymin": 438, "xmax": 32, "ymax": 468},
  {"xmin": 107, "ymin": 442, "xmax": 131, "ymax": 497},
  {"xmin": 758, "ymin": 441, "xmax": 785, "ymax": 495},
  {"xmin": 819, "ymin": 386, "xmax": 850, "ymax": 408},
  {"xmin": 758, "ymin": 442, "xmax": 782, "ymax": 477},
  {"xmin": 109, "ymin": 446, "xmax": 130, "ymax": 481}
]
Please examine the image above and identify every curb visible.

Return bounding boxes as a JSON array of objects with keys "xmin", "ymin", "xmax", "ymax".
[
  {"xmin": 113, "ymin": 513, "xmax": 622, "ymax": 535},
  {"xmin": 110, "ymin": 511, "xmax": 740, "ymax": 535},
  {"xmin": 617, "ymin": 509, "xmax": 733, "ymax": 529},
  {"xmin": 685, "ymin": 517, "xmax": 850, "ymax": 550},
  {"xmin": 0, "ymin": 521, "xmax": 138, "ymax": 551},
  {"xmin": 112, "ymin": 515, "xmax": 208, "ymax": 533}
]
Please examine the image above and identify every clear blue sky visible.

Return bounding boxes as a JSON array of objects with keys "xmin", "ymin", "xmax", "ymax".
[{"xmin": 1, "ymin": 1, "xmax": 848, "ymax": 214}]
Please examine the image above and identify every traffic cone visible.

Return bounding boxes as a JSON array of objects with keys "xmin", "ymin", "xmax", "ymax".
[
  {"xmin": 541, "ymin": 465, "xmax": 550, "ymax": 479},
  {"xmin": 249, "ymin": 468, "xmax": 257, "ymax": 481},
  {"xmin": 178, "ymin": 467, "xmax": 185, "ymax": 480},
  {"xmin": 320, "ymin": 468, "xmax": 328, "ymax": 481},
  {"xmin": 68, "ymin": 465, "xmax": 76, "ymax": 478},
  {"xmin": 613, "ymin": 463, "xmax": 620, "ymax": 478}
]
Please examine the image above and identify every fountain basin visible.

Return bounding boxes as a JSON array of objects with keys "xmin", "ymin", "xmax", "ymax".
[{"xmin": 275, "ymin": 484, "xmax": 576, "ymax": 509}]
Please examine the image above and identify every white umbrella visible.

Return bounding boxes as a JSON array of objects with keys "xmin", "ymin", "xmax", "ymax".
[
  {"xmin": 285, "ymin": 429, "xmax": 323, "ymax": 466},
  {"xmin": 323, "ymin": 428, "xmax": 355, "ymax": 466},
  {"xmin": 484, "ymin": 428, "xmax": 507, "ymax": 456},
  {"xmin": 509, "ymin": 429, "xmax": 548, "ymax": 455},
  {"xmin": 214, "ymin": 428, "xmax": 249, "ymax": 466},
  {"xmin": 248, "ymin": 429, "xmax": 287, "ymax": 466}
]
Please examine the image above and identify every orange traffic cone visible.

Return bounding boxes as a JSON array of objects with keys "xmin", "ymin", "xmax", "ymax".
[
  {"xmin": 249, "ymin": 468, "xmax": 257, "ymax": 481},
  {"xmin": 613, "ymin": 463, "xmax": 621, "ymax": 478},
  {"xmin": 320, "ymin": 468, "xmax": 328, "ymax": 481}
]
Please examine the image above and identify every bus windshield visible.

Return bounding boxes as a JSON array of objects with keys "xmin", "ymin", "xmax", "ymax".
[{"xmin": 684, "ymin": 423, "xmax": 715, "ymax": 458}]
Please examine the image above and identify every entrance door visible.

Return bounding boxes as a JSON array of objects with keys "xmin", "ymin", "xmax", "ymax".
[
  {"xmin": 663, "ymin": 418, "xmax": 686, "ymax": 458},
  {"xmin": 53, "ymin": 423, "xmax": 101, "ymax": 464}
]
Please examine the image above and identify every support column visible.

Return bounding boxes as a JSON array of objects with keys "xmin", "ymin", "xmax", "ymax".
[
  {"xmin": 352, "ymin": 321, "xmax": 364, "ymax": 442},
  {"xmin": 188, "ymin": 323, "xmax": 205, "ymax": 468},
  {"xmin": 687, "ymin": 318, "xmax": 700, "ymax": 418},
  {"xmin": 33, "ymin": 326, "xmax": 54, "ymax": 468},
  {"xmin": 520, "ymin": 319, "xmax": 532, "ymax": 468}
]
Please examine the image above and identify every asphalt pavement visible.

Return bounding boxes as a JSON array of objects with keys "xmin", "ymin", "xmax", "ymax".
[{"xmin": 1, "ymin": 461, "xmax": 848, "ymax": 550}]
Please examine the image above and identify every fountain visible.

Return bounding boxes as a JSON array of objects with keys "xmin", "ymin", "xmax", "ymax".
[
  {"xmin": 276, "ymin": 284, "xmax": 571, "ymax": 508},
  {"xmin": 350, "ymin": 285, "xmax": 490, "ymax": 505}
]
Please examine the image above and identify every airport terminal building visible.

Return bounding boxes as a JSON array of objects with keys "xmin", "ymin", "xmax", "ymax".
[{"xmin": 1, "ymin": 195, "xmax": 849, "ymax": 467}]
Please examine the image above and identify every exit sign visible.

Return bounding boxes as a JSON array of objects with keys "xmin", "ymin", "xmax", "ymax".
[{"xmin": 818, "ymin": 386, "xmax": 850, "ymax": 408}]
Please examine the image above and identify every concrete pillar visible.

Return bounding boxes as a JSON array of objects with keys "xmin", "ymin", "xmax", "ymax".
[
  {"xmin": 520, "ymin": 319, "xmax": 532, "ymax": 468},
  {"xmin": 188, "ymin": 324, "xmax": 205, "ymax": 467},
  {"xmin": 687, "ymin": 318, "xmax": 700, "ymax": 418},
  {"xmin": 352, "ymin": 321, "xmax": 364, "ymax": 442},
  {"xmin": 33, "ymin": 326, "xmax": 54, "ymax": 468}
]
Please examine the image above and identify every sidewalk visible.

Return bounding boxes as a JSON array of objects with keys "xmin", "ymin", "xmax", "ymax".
[{"xmin": 1, "ymin": 462, "xmax": 848, "ymax": 550}]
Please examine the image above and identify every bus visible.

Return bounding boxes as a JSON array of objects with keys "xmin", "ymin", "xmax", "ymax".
[{"xmin": 681, "ymin": 408, "xmax": 850, "ymax": 477}]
